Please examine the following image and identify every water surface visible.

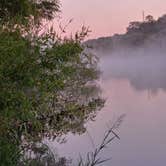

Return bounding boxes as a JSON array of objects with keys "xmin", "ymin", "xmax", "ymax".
[{"xmin": 49, "ymin": 54, "xmax": 166, "ymax": 166}]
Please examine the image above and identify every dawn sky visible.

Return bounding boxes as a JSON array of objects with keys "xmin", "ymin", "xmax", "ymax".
[{"xmin": 60, "ymin": 0, "xmax": 166, "ymax": 39}]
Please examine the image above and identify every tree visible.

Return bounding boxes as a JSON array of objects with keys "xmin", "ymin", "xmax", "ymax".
[
  {"xmin": 0, "ymin": 0, "xmax": 60, "ymax": 23},
  {"xmin": 0, "ymin": 1, "xmax": 104, "ymax": 165},
  {"xmin": 145, "ymin": 15, "xmax": 155, "ymax": 23},
  {"xmin": 127, "ymin": 21, "xmax": 141, "ymax": 33}
]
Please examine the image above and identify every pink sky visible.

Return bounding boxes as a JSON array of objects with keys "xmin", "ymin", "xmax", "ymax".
[{"xmin": 59, "ymin": 0, "xmax": 166, "ymax": 39}]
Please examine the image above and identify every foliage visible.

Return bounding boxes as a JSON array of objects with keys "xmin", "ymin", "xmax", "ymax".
[
  {"xmin": 0, "ymin": 0, "xmax": 60, "ymax": 25},
  {"xmin": 20, "ymin": 143, "xmax": 71, "ymax": 166},
  {"xmin": 145, "ymin": 15, "xmax": 155, "ymax": 23},
  {"xmin": 0, "ymin": 0, "xmax": 104, "ymax": 165},
  {"xmin": 86, "ymin": 13, "xmax": 166, "ymax": 52},
  {"xmin": 16, "ymin": 115, "xmax": 124, "ymax": 166},
  {"xmin": 0, "ymin": 140, "xmax": 21, "ymax": 166}
]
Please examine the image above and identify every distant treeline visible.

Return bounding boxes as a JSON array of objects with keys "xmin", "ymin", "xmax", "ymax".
[{"xmin": 86, "ymin": 14, "xmax": 166, "ymax": 53}]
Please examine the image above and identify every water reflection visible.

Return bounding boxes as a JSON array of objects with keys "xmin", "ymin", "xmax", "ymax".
[{"xmin": 101, "ymin": 55, "xmax": 166, "ymax": 94}]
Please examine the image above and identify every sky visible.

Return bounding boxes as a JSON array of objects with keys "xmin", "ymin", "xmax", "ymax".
[{"xmin": 59, "ymin": 0, "xmax": 166, "ymax": 39}]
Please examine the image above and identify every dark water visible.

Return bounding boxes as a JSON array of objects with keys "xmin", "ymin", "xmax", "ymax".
[{"xmin": 47, "ymin": 54, "xmax": 166, "ymax": 166}]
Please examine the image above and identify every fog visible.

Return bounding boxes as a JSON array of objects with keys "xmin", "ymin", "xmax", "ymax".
[{"xmin": 99, "ymin": 52, "xmax": 166, "ymax": 93}]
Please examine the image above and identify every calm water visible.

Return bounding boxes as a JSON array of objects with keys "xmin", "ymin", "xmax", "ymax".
[{"xmin": 48, "ymin": 54, "xmax": 166, "ymax": 166}]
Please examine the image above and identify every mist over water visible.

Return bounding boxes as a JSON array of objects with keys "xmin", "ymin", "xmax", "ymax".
[
  {"xmin": 100, "ymin": 53, "xmax": 166, "ymax": 93},
  {"xmin": 49, "ymin": 48, "xmax": 166, "ymax": 166},
  {"xmin": 98, "ymin": 51, "xmax": 166, "ymax": 166}
]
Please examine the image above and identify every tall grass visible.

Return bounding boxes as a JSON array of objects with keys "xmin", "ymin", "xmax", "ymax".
[{"xmin": 78, "ymin": 114, "xmax": 125, "ymax": 166}]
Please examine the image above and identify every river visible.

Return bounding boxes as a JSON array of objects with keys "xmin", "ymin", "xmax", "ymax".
[{"xmin": 47, "ymin": 54, "xmax": 166, "ymax": 166}]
